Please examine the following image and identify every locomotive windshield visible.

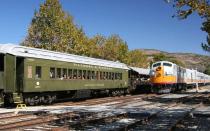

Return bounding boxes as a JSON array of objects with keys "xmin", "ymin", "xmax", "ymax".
[
  {"xmin": 163, "ymin": 63, "xmax": 172, "ymax": 67},
  {"xmin": 153, "ymin": 63, "xmax": 161, "ymax": 68}
]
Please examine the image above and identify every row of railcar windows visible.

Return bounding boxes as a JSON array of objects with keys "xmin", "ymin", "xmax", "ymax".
[{"xmin": 49, "ymin": 67, "xmax": 122, "ymax": 80}]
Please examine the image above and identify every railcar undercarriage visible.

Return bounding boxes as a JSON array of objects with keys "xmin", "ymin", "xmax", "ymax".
[
  {"xmin": 151, "ymin": 84, "xmax": 188, "ymax": 93},
  {"xmin": 21, "ymin": 88, "xmax": 129, "ymax": 106}
]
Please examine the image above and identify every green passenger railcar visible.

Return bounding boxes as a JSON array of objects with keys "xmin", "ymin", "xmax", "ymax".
[{"xmin": 0, "ymin": 44, "xmax": 130, "ymax": 105}]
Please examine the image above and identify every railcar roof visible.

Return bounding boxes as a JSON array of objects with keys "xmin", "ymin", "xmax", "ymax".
[
  {"xmin": 0, "ymin": 44, "xmax": 129, "ymax": 70},
  {"xmin": 129, "ymin": 67, "xmax": 150, "ymax": 75}
]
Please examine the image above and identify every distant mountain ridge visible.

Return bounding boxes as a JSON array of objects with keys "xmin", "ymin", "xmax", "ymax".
[{"xmin": 140, "ymin": 49, "xmax": 210, "ymax": 72}]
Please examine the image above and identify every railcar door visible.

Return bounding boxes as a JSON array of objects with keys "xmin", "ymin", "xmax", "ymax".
[
  {"xmin": 0, "ymin": 54, "xmax": 4, "ymax": 90},
  {"xmin": 16, "ymin": 57, "xmax": 24, "ymax": 93},
  {"xmin": 5, "ymin": 54, "xmax": 16, "ymax": 92}
]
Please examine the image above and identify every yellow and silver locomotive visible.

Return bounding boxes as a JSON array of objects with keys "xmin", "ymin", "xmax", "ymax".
[{"xmin": 150, "ymin": 61, "xmax": 210, "ymax": 93}]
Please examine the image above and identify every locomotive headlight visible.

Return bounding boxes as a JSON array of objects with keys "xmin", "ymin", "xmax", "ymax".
[{"xmin": 149, "ymin": 70, "xmax": 155, "ymax": 76}]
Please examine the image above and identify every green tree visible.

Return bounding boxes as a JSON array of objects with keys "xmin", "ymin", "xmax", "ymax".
[
  {"xmin": 88, "ymin": 34, "xmax": 106, "ymax": 58},
  {"xmin": 22, "ymin": 0, "xmax": 86, "ymax": 54},
  {"xmin": 102, "ymin": 35, "xmax": 129, "ymax": 63},
  {"xmin": 153, "ymin": 53, "xmax": 185, "ymax": 67},
  {"xmin": 153, "ymin": 53, "xmax": 168, "ymax": 62},
  {"xmin": 167, "ymin": 0, "xmax": 210, "ymax": 52},
  {"xmin": 127, "ymin": 49, "xmax": 148, "ymax": 68}
]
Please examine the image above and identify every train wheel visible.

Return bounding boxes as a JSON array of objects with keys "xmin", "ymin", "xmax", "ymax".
[
  {"xmin": 111, "ymin": 90, "xmax": 117, "ymax": 96},
  {"xmin": 48, "ymin": 95, "xmax": 53, "ymax": 104},
  {"xmin": 28, "ymin": 97, "xmax": 35, "ymax": 106},
  {"xmin": 34, "ymin": 96, "xmax": 40, "ymax": 105},
  {"xmin": 43, "ymin": 95, "xmax": 53, "ymax": 105}
]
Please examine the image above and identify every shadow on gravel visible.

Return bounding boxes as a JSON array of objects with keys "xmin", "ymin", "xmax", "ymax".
[{"xmin": 142, "ymin": 93, "xmax": 210, "ymax": 106}]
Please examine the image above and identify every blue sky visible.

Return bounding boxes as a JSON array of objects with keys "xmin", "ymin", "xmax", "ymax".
[{"xmin": 0, "ymin": 0, "xmax": 208, "ymax": 55}]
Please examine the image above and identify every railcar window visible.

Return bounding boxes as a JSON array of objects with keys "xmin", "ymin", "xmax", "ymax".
[
  {"xmin": 50, "ymin": 68, "xmax": 55, "ymax": 78},
  {"xmin": 83, "ymin": 70, "xmax": 86, "ymax": 79},
  {"xmin": 110, "ymin": 73, "xmax": 112, "ymax": 80},
  {"xmin": 115, "ymin": 73, "xmax": 118, "ymax": 80},
  {"xmin": 163, "ymin": 63, "xmax": 172, "ymax": 67},
  {"xmin": 99, "ymin": 72, "xmax": 102, "ymax": 80},
  {"xmin": 57, "ymin": 68, "xmax": 61, "ymax": 78},
  {"xmin": 91, "ymin": 71, "xmax": 95, "ymax": 79},
  {"xmin": 63, "ymin": 68, "xmax": 67, "ymax": 79},
  {"xmin": 96, "ymin": 71, "xmax": 99, "ymax": 80},
  {"xmin": 78, "ymin": 70, "xmax": 82, "ymax": 79},
  {"xmin": 100, "ymin": 72, "xmax": 103, "ymax": 80},
  {"xmin": 119, "ymin": 73, "xmax": 122, "ymax": 80},
  {"xmin": 87, "ymin": 70, "xmax": 91, "ymax": 79},
  {"xmin": 153, "ymin": 63, "xmax": 161, "ymax": 67},
  {"xmin": 116, "ymin": 73, "xmax": 118, "ymax": 80},
  {"xmin": 103, "ymin": 72, "xmax": 106, "ymax": 80},
  {"xmin": 68, "ymin": 69, "xmax": 72, "ymax": 79},
  {"xmin": 105, "ymin": 72, "xmax": 108, "ymax": 79},
  {"xmin": 0, "ymin": 54, "xmax": 4, "ymax": 71},
  {"xmin": 118, "ymin": 73, "xmax": 121, "ymax": 80},
  {"xmin": 111, "ymin": 73, "xmax": 114, "ymax": 80},
  {"xmin": 73, "ymin": 69, "xmax": 77, "ymax": 79},
  {"xmin": 35, "ymin": 66, "xmax": 42, "ymax": 78}
]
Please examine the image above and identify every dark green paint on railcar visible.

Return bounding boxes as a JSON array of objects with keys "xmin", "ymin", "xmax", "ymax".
[
  {"xmin": 23, "ymin": 58, "xmax": 129, "ymax": 92},
  {"xmin": 5, "ymin": 54, "xmax": 16, "ymax": 93}
]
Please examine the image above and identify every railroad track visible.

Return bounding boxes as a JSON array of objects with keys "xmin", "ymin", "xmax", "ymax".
[
  {"xmin": 54, "ymin": 94, "xmax": 156, "ymax": 106},
  {"xmin": 59, "ymin": 93, "xmax": 209, "ymax": 131},
  {"xmin": 0, "ymin": 112, "xmax": 76, "ymax": 130},
  {"xmin": 0, "ymin": 90, "xmax": 210, "ymax": 130},
  {"xmin": 0, "ymin": 112, "xmax": 16, "ymax": 119},
  {"xmin": 20, "ymin": 94, "xmax": 176, "ymax": 130},
  {"xmin": 0, "ymin": 94, "xmax": 150, "ymax": 130}
]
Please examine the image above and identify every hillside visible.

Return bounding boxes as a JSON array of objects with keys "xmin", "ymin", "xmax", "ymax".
[{"xmin": 140, "ymin": 49, "xmax": 210, "ymax": 72}]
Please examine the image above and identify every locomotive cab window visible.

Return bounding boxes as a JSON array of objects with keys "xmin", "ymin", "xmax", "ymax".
[
  {"xmin": 35, "ymin": 66, "xmax": 42, "ymax": 78},
  {"xmin": 163, "ymin": 63, "xmax": 172, "ymax": 67},
  {"xmin": 153, "ymin": 63, "xmax": 161, "ymax": 68}
]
